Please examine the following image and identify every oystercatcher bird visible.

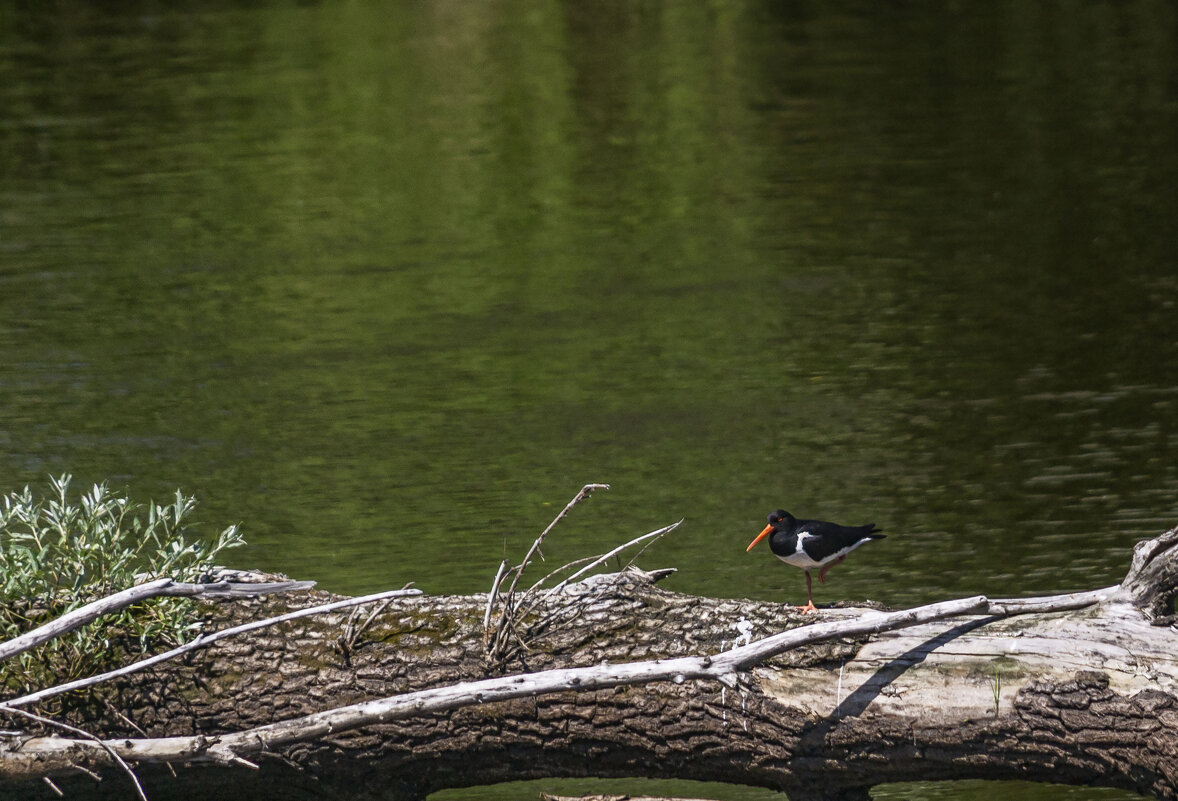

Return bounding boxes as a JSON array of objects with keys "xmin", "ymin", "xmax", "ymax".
[{"xmin": 746, "ymin": 509, "xmax": 884, "ymax": 613}]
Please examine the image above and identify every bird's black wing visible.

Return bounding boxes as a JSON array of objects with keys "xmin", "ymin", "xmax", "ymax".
[{"xmin": 798, "ymin": 521, "xmax": 883, "ymax": 562}]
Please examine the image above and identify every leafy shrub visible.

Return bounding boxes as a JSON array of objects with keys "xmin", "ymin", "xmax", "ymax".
[{"xmin": 0, "ymin": 475, "xmax": 245, "ymax": 693}]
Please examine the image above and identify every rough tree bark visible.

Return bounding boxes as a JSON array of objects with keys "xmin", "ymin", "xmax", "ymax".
[{"xmin": 2, "ymin": 529, "xmax": 1177, "ymax": 801}]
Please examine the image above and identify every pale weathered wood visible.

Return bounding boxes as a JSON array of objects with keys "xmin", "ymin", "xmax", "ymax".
[
  {"xmin": 0, "ymin": 527, "xmax": 1176, "ymax": 801},
  {"xmin": 0, "ymin": 594, "xmax": 991, "ymax": 772},
  {"xmin": 1123, "ymin": 525, "xmax": 1178, "ymax": 620}
]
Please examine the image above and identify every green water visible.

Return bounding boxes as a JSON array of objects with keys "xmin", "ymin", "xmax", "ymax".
[{"xmin": 2, "ymin": 2, "xmax": 1176, "ymax": 799}]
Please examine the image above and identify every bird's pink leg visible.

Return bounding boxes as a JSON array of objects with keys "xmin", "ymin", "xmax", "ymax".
[
  {"xmin": 796, "ymin": 571, "xmax": 817, "ymax": 613},
  {"xmin": 818, "ymin": 555, "xmax": 846, "ymax": 583}
]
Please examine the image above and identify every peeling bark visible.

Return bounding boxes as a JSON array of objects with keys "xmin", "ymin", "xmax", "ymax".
[{"xmin": 2, "ymin": 528, "xmax": 1178, "ymax": 801}]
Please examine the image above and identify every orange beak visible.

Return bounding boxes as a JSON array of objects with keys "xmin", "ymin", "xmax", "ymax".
[{"xmin": 746, "ymin": 523, "xmax": 773, "ymax": 552}]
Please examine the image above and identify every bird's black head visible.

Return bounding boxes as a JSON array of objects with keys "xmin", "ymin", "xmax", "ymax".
[
  {"xmin": 767, "ymin": 509, "xmax": 794, "ymax": 527},
  {"xmin": 748, "ymin": 509, "xmax": 795, "ymax": 552}
]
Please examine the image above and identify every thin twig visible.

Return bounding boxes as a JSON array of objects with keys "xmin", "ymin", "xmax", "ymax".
[
  {"xmin": 68, "ymin": 763, "xmax": 102, "ymax": 781},
  {"xmin": 340, "ymin": 597, "xmax": 399, "ymax": 664},
  {"xmin": 523, "ymin": 555, "xmax": 598, "ymax": 596},
  {"xmin": 0, "ymin": 578, "xmax": 168, "ymax": 661},
  {"xmin": 0, "ymin": 587, "xmax": 422, "ymax": 710},
  {"xmin": 337, "ymin": 607, "xmax": 363, "ymax": 664},
  {"xmin": 495, "ymin": 513, "xmax": 673, "ymax": 666},
  {"xmin": 2, "ymin": 706, "xmax": 149, "ymax": 801},
  {"xmin": 486, "ymin": 484, "xmax": 609, "ymax": 664},
  {"xmin": 102, "ymin": 698, "xmax": 149, "ymax": 738},
  {"xmin": 0, "ymin": 578, "xmax": 316, "ymax": 663},
  {"xmin": 987, "ymin": 586, "xmax": 1120, "ymax": 615},
  {"xmin": 501, "ymin": 483, "xmax": 609, "ymax": 601},
  {"xmin": 103, "ymin": 699, "xmax": 176, "ymax": 778},
  {"xmin": 511, "ymin": 522, "xmax": 679, "ymax": 632},
  {"xmin": 483, "ymin": 559, "xmax": 509, "ymax": 631},
  {"xmin": 357, "ymin": 598, "xmax": 396, "ymax": 638},
  {"xmin": 541, "ymin": 521, "xmax": 679, "ymax": 600}
]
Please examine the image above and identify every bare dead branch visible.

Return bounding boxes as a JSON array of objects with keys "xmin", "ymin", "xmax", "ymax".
[
  {"xmin": 68, "ymin": 764, "xmax": 102, "ymax": 781},
  {"xmin": 987, "ymin": 586, "xmax": 1123, "ymax": 615},
  {"xmin": 504, "ymin": 482, "xmax": 610, "ymax": 598},
  {"xmin": 493, "ymin": 524, "xmax": 680, "ymax": 666},
  {"xmin": 541, "ymin": 521, "xmax": 680, "ymax": 600},
  {"xmin": 0, "ymin": 578, "xmax": 315, "ymax": 663},
  {"xmin": 523, "ymin": 555, "xmax": 598, "ymax": 596},
  {"xmin": 483, "ymin": 559, "xmax": 509, "ymax": 632},
  {"xmin": 490, "ymin": 520, "xmax": 678, "ymax": 668},
  {"xmin": 486, "ymin": 483, "xmax": 610, "ymax": 665},
  {"xmin": 2, "ymin": 706, "xmax": 149, "ymax": 801},
  {"xmin": 0, "ymin": 587, "xmax": 422, "ymax": 710}
]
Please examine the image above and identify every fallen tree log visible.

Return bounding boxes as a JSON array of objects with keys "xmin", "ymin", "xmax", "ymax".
[{"xmin": 2, "ymin": 527, "xmax": 1177, "ymax": 801}]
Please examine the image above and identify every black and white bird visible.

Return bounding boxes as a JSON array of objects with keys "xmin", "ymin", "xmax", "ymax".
[{"xmin": 746, "ymin": 508, "xmax": 885, "ymax": 613}]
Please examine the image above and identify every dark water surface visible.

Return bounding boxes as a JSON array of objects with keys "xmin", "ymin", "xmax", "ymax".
[{"xmin": 2, "ymin": 2, "xmax": 1176, "ymax": 799}]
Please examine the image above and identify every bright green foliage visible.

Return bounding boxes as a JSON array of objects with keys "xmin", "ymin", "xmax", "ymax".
[{"xmin": 0, "ymin": 475, "xmax": 245, "ymax": 694}]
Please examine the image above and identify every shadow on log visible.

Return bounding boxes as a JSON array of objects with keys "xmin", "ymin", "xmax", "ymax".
[{"xmin": 2, "ymin": 526, "xmax": 1177, "ymax": 801}]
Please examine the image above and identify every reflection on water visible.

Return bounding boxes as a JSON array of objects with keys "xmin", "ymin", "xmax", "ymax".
[
  {"xmin": 1, "ymin": 2, "xmax": 1175, "ymax": 800},
  {"xmin": 430, "ymin": 777, "xmax": 1141, "ymax": 801}
]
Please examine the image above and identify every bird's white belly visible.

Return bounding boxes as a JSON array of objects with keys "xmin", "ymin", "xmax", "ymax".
[{"xmin": 775, "ymin": 549, "xmax": 822, "ymax": 570}]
